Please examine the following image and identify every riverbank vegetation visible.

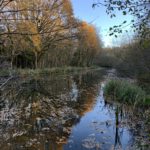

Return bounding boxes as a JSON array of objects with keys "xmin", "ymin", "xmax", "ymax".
[
  {"xmin": 0, "ymin": 66, "xmax": 100, "ymax": 78},
  {"xmin": 96, "ymin": 40, "xmax": 150, "ymax": 77},
  {"xmin": 104, "ymin": 80, "xmax": 150, "ymax": 106},
  {"xmin": 95, "ymin": 37, "xmax": 150, "ymax": 96}
]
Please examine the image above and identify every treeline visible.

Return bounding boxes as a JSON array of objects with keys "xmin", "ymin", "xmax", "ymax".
[
  {"xmin": 0, "ymin": 0, "xmax": 102, "ymax": 69},
  {"xmin": 96, "ymin": 36, "xmax": 150, "ymax": 91},
  {"xmin": 93, "ymin": 0, "xmax": 150, "ymax": 92}
]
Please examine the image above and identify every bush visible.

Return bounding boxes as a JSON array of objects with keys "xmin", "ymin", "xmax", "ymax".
[{"xmin": 104, "ymin": 80, "xmax": 149, "ymax": 106}]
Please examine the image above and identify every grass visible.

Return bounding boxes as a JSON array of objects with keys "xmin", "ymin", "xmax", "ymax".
[
  {"xmin": 104, "ymin": 79, "xmax": 150, "ymax": 106},
  {"xmin": 0, "ymin": 66, "xmax": 100, "ymax": 77},
  {"xmin": 137, "ymin": 73, "xmax": 150, "ymax": 94}
]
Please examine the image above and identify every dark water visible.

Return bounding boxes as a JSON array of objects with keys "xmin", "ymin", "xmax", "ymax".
[{"xmin": 0, "ymin": 69, "xmax": 149, "ymax": 150}]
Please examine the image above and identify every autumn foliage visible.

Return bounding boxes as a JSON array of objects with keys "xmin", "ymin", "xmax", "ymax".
[
  {"xmin": 0, "ymin": 0, "xmax": 102, "ymax": 69},
  {"xmin": 72, "ymin": 21, "xmax": 101, "ymax": 66}
]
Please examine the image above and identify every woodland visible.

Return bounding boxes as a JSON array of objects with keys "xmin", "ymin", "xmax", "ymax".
[
  {"xmin": 0, "ymin": 1, "xmax": 150, "ymax": 149},
  {"xmin": 0, "ymin": 0, "xmax": 101, "ymax": 70}
]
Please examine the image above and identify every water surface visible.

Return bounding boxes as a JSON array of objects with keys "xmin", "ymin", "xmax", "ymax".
[{"xmin": 0, "ymin": 69, "xmax": 149, "ymax": 150}]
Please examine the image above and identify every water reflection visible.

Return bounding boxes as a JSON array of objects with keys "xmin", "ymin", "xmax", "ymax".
[{"xmin": 0, "ymin": 69, "xmax": 149, "ymax": 150}]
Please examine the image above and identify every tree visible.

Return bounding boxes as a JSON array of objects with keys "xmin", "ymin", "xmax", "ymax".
[
  {"xmin": 0, "ymin": 0, "xmax": 77, "ymax": 69},
  {"xmin": 0, "ymin": 0, "xmax": 14, "ymax": 11},
  {"xmin": 93, "ymin": 0, "xmax": 150, "ymax": 39},
  {"xmin": 72, "ymin": 21, "xmax": 102, "ymax": 66}
]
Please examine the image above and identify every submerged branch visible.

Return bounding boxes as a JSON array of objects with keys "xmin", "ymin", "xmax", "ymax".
[{"xmin": 0, "ymin": 76, "xmax": 14, "ymax": 89}]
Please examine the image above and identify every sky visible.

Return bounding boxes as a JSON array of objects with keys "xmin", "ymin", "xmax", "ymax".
[{"xmin": 71, "ymin": 0, "xmax": 133, "ymax": 47}]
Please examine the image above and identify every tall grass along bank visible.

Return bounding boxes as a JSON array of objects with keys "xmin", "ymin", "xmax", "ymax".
[{"xmin": 104, "ymin": 80, "xmax": 150, "ymax": 106}]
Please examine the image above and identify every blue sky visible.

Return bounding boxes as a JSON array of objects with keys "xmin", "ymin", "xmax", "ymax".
[{"xmin": 71, "ymin": 0, "xmax": 132, "ymax": 47}]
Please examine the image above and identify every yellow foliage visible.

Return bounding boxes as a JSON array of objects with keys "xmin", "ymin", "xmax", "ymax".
[
  {"xmin": 62, "ymin": 0, "xmax": 73, "ymax": 16},
  {"xmin": 28, "ymin": 22, "xmax": 41, "ymax": 52},
  {"xmin": 17, "ymin": 21, "xmax": 41, "ymax": 52},
  {"xmin": 79, "ymin": 21, "xmax": 100, "ymax": 51}
]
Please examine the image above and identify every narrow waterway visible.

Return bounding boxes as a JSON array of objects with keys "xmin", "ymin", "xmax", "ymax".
[{"xmin": 0, "ymin": 69, "xmax": 149, "ymax": 150}]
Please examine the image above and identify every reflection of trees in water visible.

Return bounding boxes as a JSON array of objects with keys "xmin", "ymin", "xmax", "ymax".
[
  {"xmin": 0, "ymin": 70, "xmax": 105, "ymax": 150},
  {"xmin": 104, "ymin": 99, "xmax": 149, "ymax": 150},
  {"xmin": 114, "ymin": 106, "xmax": 122, "ymax": 150},
  {"xmin": 103, "ymin": 101, "xmax": 123, "ymax": 149},
  {"xmin": 72, "ymin": 70, "xmax": 105, "ymax": 115}
]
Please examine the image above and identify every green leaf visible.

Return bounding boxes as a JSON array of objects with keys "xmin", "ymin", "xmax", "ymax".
[
  {"xmin": 123, "ymin": 21, "xmax": 127, "ymax": 24},
  {"xmin": 109, "ymin": 33, "xmax": 114, "ymax": 36},
  {"xmin": 131, "ymin": 20, "xmax": 134, "ymax": 22},
  {"xmin": 123, "ymin": 11, "xmax": 127, "ymax": 15},
  {"xmin": 109, "ymin": 27, "xmax": 113, "ymax": 31}
]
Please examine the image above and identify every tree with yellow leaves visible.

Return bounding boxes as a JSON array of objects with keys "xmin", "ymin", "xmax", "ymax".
[
  {"xmin": 72, "ymin": 21, "xmax": 102, "ymax": 67},
  {"xmin": 1, "ymin": 0, "xmax": 77, "ymax": 68}
]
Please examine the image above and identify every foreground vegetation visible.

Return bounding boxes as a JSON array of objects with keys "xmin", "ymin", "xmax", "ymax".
[{"xmin": 104, "ymin": 80, "xmax": 150, "ymax": 106}]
